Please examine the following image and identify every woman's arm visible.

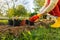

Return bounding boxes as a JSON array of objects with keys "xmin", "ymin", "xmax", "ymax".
[{"xmin": 43, "ymin": 0, "xmax": 58, "ymax": 13}]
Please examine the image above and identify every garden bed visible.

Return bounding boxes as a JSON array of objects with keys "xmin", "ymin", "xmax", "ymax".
[{"xmin": 0, "ymin": 19, "xmax": 54, "ymax": 36}]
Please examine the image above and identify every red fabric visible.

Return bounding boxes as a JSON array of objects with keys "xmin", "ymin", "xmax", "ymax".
[
  {"xmin": 46, "ymin": 0, "xmax": 50, "ymax": 7},
  {"xmin": 49, "ymin": 0, "xmax": 60, "ymax": 17},
  {"xmin": 29, "ymin": 15, "xmax": 39, "ymax": 22}
]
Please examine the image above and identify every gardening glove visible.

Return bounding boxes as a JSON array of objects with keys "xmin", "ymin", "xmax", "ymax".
[{"xmin": 29, "ymin": 14, "xmax": 42, "ymax": 22}]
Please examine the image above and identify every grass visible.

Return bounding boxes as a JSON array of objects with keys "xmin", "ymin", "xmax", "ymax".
[
  {"xmin": 0, "ymin": 26, "xmax": 60, "ymax": 40},
  {"xmin": 0, "ymin": 20, "xmax": 8, "ymax": 25}
]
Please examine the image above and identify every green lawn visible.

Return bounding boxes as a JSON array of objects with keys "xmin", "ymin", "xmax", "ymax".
[{"xmin": 0, "ymin": 26, "xmax": 60, "ymax": 40}]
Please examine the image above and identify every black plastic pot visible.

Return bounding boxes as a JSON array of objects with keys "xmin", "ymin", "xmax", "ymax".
[
  {"xmin": 25, "ymin": 20, "xmax": 34, "ymax": 26},
  {"xmin": 25, "ymin": 20, "xmax": 30, "ymax": 25},
  {"xmin": 8, "ymin": 19, "xmax": 13, "ymax": 26},
  {"xmin": 8, "ymin": 19, "xmax": 21, "ymax": 26},
  {"xmin": 30, "ymin": 21, "xmax": 34, "ymax": 26},
  {"xmin": 14, "ymin": 19, "xmax": 21, "ymax": 26}
]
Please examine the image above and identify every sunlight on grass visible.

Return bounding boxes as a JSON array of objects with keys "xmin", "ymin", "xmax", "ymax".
[{"xmin": 0, "ymin": 20, "xmax": 8, "ymax": 25}]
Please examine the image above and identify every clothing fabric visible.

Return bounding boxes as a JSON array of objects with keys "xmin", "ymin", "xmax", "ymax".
[{"xmin": 49, "ymin": 0, "xmax": 60, "ymax": 17}]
